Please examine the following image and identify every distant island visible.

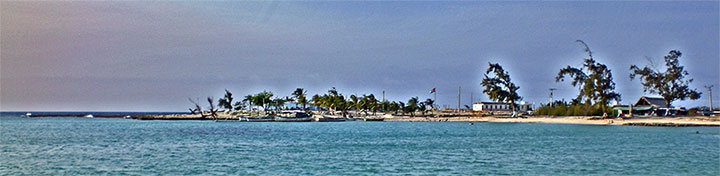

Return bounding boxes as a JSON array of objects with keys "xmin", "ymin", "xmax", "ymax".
[{"xmin": 21, "ymin": 41, "xmax": 720, "ymax": 126}]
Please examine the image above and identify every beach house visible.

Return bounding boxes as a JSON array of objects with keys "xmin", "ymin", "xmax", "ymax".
[
  {"xmin": 473, "ymin": 101, "xmax": 532, "ymax": 112},
  {"xmin": 613, "ymin": 96, "xmax": 686, "ymax": 116}
]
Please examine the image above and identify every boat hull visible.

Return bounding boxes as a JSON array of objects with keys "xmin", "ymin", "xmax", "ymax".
[
  {"xmin": 243, "ymin": 116, "xmax": 274, "ymax": 122},
  {"xmin": 274, "ymin": 117, "xmax": 313, "ymax": 122},
  {"xmin": 363, "ymin": 118, "xmax": 385, "ymax": 121}
]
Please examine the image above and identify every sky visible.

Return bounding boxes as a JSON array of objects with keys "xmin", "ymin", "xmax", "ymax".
[{"xmin": 1, "ymin": 1, "xmax": 718, "ymax": 112}]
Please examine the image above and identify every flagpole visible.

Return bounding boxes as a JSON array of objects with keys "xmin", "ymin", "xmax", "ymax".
[
  {"xmin": 433, "ymin": 89, "xmax": 437, "ymax": 110},
  {"xmin": 457, "ymin": 86, "xmax": 461, "ymax": 112}
]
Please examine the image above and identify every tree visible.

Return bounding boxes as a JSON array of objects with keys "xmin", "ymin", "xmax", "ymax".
[
  {"xmin": 292, "ymin": 88, "xmax": 309, "ymax": 111},
  {"xmin": 367, "ymin": 94, "xmax": 379, "ymax": 115},
  {"xmin": 630, "ymin": 50, "xmax": 702, "ymax": 111},
  {"xmin": 270, "ymin": 97, "xmax": 289, "ymax": 111},
  {"xmin": 381, "ymin": 100, "xmax": 391, "ymax": 113},
  {"xmin": 407, "ymin": 97, "xmax": 419, "ymax": 116},
  {"xmin": 424, "ymin": 98, "xmax": 435, "ymax": 115},
  {"xmin": 243, "ymin": 95, "xmax": 254, "ymax": 111},
  {"xmin": 311, "ymin": 94, "xmax": 324, "ymax": 111},
  {"xmin": 482, "ymin": 62, "xmax": 522, "ymax": 116},
  {"xmin": 350, "ymin": 95, "xmax": 361, "ymax": 113},
  {"xmin": 218, "ymin": 89, "xmax": 234, "ymax": 111},
  {"xmin": 418, "ymin": 102, "xmax": 427, "ymax": 115},
  {"xmin": 207, "ymin": 97, "xmax": 219, "ymax": 120},
  {"xmin": 252, "ymin": 91, "xmax": 273, "ymax": 111},
  {"xmin": 389, "ymin": 101, "xmax": 400, "ymax": 114},
  {"xmin": 188, "ymin": 97, "xmax": 204, "ymax": 118},
  {"xmin": 555, "ymin": 40, "xmax": 620, "ymax": 115},
  {"xmin": 233, "ymin": 101, "xmax": 244, "ymax": 111}
]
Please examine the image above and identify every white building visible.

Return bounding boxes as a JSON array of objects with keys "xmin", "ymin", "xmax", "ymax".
[{"xmin": 473, "ymin": 101, "xmax": 532, "ymax": 112}]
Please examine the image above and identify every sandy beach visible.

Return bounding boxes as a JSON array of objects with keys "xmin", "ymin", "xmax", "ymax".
[
  {"xmin": 385, "ymin": 116, "xmax": 720, "ymax": 126},
  {"xmin": 128, "ymin": 112, "xmax": 720, "ymax": 127}
]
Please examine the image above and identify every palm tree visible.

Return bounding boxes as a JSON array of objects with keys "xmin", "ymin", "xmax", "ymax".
[
  {"xmin": 407, "ymin": 97, "xmax": 419, "ymax": 117},
  {"xmin": 389, "ymin": 101, "xmax": 399, "ymax": 115},
  {"xmin": 367, "ymin": 94, "xmax": 379, "ymax": 115},
  {"xmin": 360, "ymin": 94, "xmax": 369, "ymax": 115},
  {"xmin": 243, "ymin": 95, "xmax": 254, "ymax": 111},
  {"xmin": 292, "ymin": 88, "xmax": 308, "ymax": 110},
  {"xmin": 233, "ymin": 101, "xmax": 244, "ymax": 111},
  {"xmin": 218, "ymin": 89, "xmax": 234, "ymax": 111},
  {"xmin": 381, "ymin": 101, "xmax": 390, "ymax": 113},
  {"xmin": 311, "ymin": 94, "xmax": 323, "ymax": 111},
  {"xmin": 252, "ymin": 91, "xmax": 273, "ymax": 112},
  {"xmin": 350, "ymin": 95, "xmax": 360, "ymax": 115},
  {"xmin": 337, "ymin": 96, "xmax": 351, "ymax": 117},
  {"xmin": 424, "ymin": 98, "xmax": 435, "ymax": 115},
  {"xmin": 418, "ymin": 102, "xmax": 427, "ymax": 115},
  {"xmin": 271, "ymin": 98, "xmax": 287, "ymax": 111}
]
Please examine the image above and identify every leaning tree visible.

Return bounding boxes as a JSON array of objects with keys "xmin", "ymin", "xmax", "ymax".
[
  {"xmin": 555, "ymin": 40, "xmax": 621, "ymax": 115},
  {"xmin": 630, "ymin": 50, "xmax": 701, "ymax": 114},
  {"xmin": 218, "ymin": 89, "xmax": 234, "ymax": 111},
  {"xmin": 481, "ymin": 62, "xmax": 522, "ymax": 116}
]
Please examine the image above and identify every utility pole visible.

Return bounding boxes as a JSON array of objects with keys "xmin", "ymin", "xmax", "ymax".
[
  {"xmin": 457, "ymin": 86, "xmax": 461, "ymax": 112},
  {"xmin": 549, "ymin": 88, "xmax": 557, "ymax": 107},
  {"xmin": 382, "ymin": 90, "xmax": 385, "ymax": 102},
  {"xmin": 706, "ymin": 85, "xmax": 714, "ymax": 110}
]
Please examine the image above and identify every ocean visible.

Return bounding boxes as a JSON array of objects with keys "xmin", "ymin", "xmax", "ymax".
[{"xmin": 1, "ymin": 113, "xmax": 718, "ymax": 175}]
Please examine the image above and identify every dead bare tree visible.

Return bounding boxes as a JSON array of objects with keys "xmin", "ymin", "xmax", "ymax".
[
  {"xmin": 188, "ymin": 97, "xmax": 206, "ymax": 118},
  {"xmin": 207, "ymin": 97, "xmax": 219, "ymax": 120}
]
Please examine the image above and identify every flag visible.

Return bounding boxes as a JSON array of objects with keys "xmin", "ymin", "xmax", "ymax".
[{"xmin": 430, "ymin": 88, "xmax": 436, "ymax": 94}]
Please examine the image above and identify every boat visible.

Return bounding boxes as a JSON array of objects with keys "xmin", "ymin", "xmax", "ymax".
[
  {"xmin": 316, "ymin": 115, "xmax": 346, "ymax": 122},
  {"xmin": 274, "ymin": 110, "xmax": 313, "ymax": 122},
  {"xmin": 216, "ymin": 115, "xmax": 245, "ymax": 122},
  {"xmin": 363, "ymin": 117, "xmax": 384, "ymax": 121},
  {"xmin": 243, "ymin": 115, "xmax": 274, "ymax": 122},
  {"xmin": 85, "ymin": 114, "xmax": 94, "ymax": 118},
  {"xmin": 22, "ymin": 113, "xmax": 32, "ymax": 117}
]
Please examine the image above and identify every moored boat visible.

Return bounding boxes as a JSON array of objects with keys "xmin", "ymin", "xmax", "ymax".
[
  {"xmin": 363, "ymin": 117, "xmax": 384, "ymax": 121},
  {"xmin": 243, "ymin": 116, "xmax": 275, "ymax": 122},
  {"xmin": 275, "ymin": 110, "xmax": 313, "ymax": 122},
  {"xmin": 316, "ymin": 115, "xmax": 346, "ymax": 122}
]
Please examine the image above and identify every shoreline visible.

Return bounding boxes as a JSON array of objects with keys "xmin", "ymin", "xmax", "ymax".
[
  {"xmin": 15, "ymin": 112, "xmax": 720, "ymax": 127},
  {"xmin": 385, "ymin": 116, "xmax": 720, "ymax": 126}
]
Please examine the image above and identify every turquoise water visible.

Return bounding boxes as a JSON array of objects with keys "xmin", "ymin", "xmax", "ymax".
[{"xmin": 1, "ymin": 116, "xmax": 718, "ymax": 175}]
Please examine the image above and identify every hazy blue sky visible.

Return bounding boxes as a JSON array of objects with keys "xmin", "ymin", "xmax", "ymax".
[{"xmin": 1, "ymin": 1, "xmax": 718, "ymax": 111}]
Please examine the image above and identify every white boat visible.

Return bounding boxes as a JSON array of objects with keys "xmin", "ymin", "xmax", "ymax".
[
  {"xmin": 316, "ymin": 115, "xmax": 346, "ymax": 122},
  {"xmin": 84, "ymin": 114, "xmax": 94, "ymax": 118},
  {"xmin": 243, "ymin": 116, "xmax": 274, "ymax": 122},
  {"xmin": 216, "ymin": 116, "xmax": 245, "ymax": 122},
  {"xmin": 23, "ymin": 113, "xmax": 32, "ymax": 117},
  {"xmin": 275, "ymin": 110, "xmax": 313, "ymax": 122}
]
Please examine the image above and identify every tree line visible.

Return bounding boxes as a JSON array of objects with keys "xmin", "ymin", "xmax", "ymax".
[
  {"xmin": 190, "ymin": 40, "xmax": 703, "ymax": 118},
  {"xmin": 482, "ymin": 40, "xmax": 702, "ymax": 117},
  {"xmin": 189, "ymin": 87, "xmax": 438, "ymax": 118}
]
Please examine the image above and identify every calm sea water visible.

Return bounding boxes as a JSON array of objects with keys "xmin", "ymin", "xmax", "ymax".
[{"xmin": 1, "ymin": 114, "xmax": 718, "ymax": 175}]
